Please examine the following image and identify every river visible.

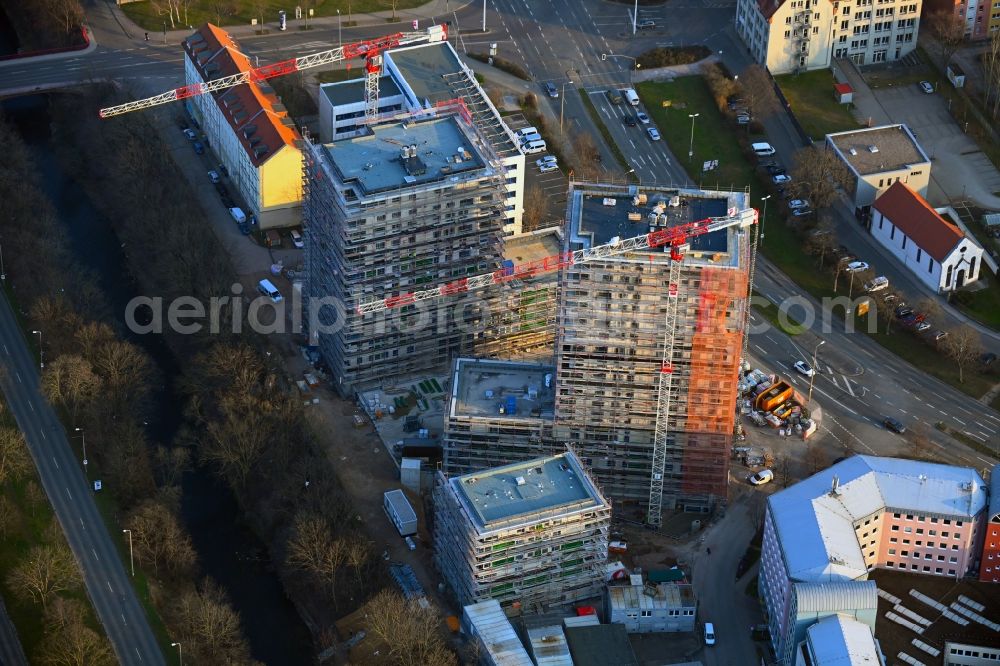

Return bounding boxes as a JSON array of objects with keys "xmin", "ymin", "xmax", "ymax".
[{"xmin": 0, "ymin": 93, "xmax": 314, "ymax": 665}]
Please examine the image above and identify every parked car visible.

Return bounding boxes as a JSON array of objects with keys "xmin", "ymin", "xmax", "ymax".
[
  {"xmin": 919, "ymin": 80, "xmax": 934, "ymax": 94},
  {"xmin": 788, "ymin": 199, "xmax": 810, "ymax": 210},
  {"xmin": 791, "ymin": 208, "xmax": 813, "ymax": 218},
  {"xmin": 183, "ymin": 128, "xmax": 198, "ymax": 140},
  {"xmin": 933, "ymin": 330, "xmax": 948, "ymax": 341},
  {"xmin": 863, "ymin": 276, "xmax": 889, "ymax": 292},
  {"xmin": 192, "ymin": 141, "xmax": 204, "ymax": 155},
  {"xmin": 752, "ymin": 142, "xmax": 776, "ymax": 156},
  {"xmin": 207, "ymin": 170, "xmax": 220, "ymax": 184},
  {"xmin": 544, "ymin": 82, "xmax": 559, "ymax": 98},
  {"xmin": 915, "ymin": 321, "xmax": 932, "ymax": 332},
  {"xmin": 238, "ymin": 221, "xmax": 251, "ymax": 235},
  {"xmin": 845, "ymin": 261, "xmax": 869, "ymax": 273},
  {"xmin": 647, "ymin": 127, "xmax": 661, "ymax": 141},
  {"xmin": 766, "ymin": 165, "xmax": 786, "ymax": 176},
  {"xmin": 882, "ymin": 293, "xmax": 897, "ymax": 303},
  {"xmin": 515, "ymin": 126, "xmax": 539, "ymax": 139},
  {"xmin": 217, "ymin": 163, "xmax": 228, "ymax": 177},
  {"xmin": 637, "ymin": 18, "xmax": 656, "ymax": 29},
  {"xmin": 404, "ymin": 536, "xmax": 416, "ymax": 551},
  {"xmin": 747, "ymin": 470, "xmax": 774, "ymax": 486},
  {"xmin": 736, "ymin": 113, "xmax": 751, "ymax": 125},
  {"xmin": 536, "ymin": 156, "xmax": 557, "ymax": 168},
  {"xmin": 290, "ymin": 229, "xmax": 304, "ymax": 249},
  {"xmin": 538, "ymin": 161, "xmax": 558, "ymax": 173},
  {"xmin": 728, "ymin": 96, "xmax": 748, "ymax": 110},
  {"xmin": 214, "ymin": 182, "xmax": 228, "ymax": 197},
  {"xmin": 894, "ymin": 305, "xmax": 914, "ymax": 318},
  {"xmin": 980, "ymin": 352, "xmax": 997, "ymax": 367},
  {"xmin": 793, "ymin": 360, "xmax": 816, "ymax": 377},
  {"xmin": 622, "ymin": 114, "xmax": 637, "ymax": 127},
  {"xmin": 636, "ymin": 111, "xmax": 650, "ymax": 124},
  {"xmin": 772, "ymin": 173, "xmax": 792, "ymax": 185},
  {"xmin": 606, "ymin": 89, "xmax": 623, "ymax": 105},
  {"xmin": 883, "ymin": 417, "xmax": 906, "ymax": 433}
]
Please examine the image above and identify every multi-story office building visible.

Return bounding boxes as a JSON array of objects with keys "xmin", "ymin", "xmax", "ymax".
[
  {"xmin": 317, "ymin": 39, "xmax": 526, "ymax": 235},
  {"xmin": 303, "ymin": 111, "xmax": 508, "ymax": 395},
  {"xmin": 759, "ymin": 456, "xmax": 989, "ymax": 665},
  {"xmin": 433, "ymin": 451, "xmax": 610, "ymax": 610},
  {"xmin": 736, "ymin": 0, "xmax": 923, "ymax": 73},
  {"xmin": 443, "ymin": 184, "xmax": 755, "ymax": 518},
  {"xmin": 183, "ymin": 24, "xmax": 303, "ymax": 229}
]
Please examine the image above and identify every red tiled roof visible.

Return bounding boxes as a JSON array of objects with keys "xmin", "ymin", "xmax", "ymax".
[
  {"xmin": 873, "ymin": 182, "xmax": 964, "ymax": 262},
  {"xmin": 184, "ymin": 24, "xmax": 300, "ymax": 167},
  {"xmin": 834, "ymin": 83, "xmax": 853, "ymax": 94}
]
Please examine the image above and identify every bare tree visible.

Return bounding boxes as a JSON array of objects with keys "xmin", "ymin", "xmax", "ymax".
[
  {"xmin": 872, "ymin": 294, "xmax": 897, "ymax": 335},
  {"xmin": 789, "ymin": 145, "xmax": 853, "ymax": 210},
  {"xmin": 285, "ymin": 513, "xmax": 347, "ymax": 602},
  {"xmin": 915, "ymin": 297, "xmax": 943, "ymax": 322},
  {"xmin": 740, "ymin": 64, "xmax": 780, "ymax": 121},
  {"xmin": 0, "ymin": 496, "xmax": 20, "ymax": 539},
  {"xmin": 7, "ymin": 544, "xmax": 82, "ymax": 608},
  {"xmin": 572, "ymin": 132, "xmax": 601, "ymax": 172},
  {"xmin": 170, "ymin": 580, "xmax": 253, "ymax": 665},
  {"xmin": 773, "ymin": 454, "xmax": 791, "ymax": 488},
  {"xmin": 366, "ymin": 589, "xmax": 458, "ymax": 666},
  {"xmin": 250, "ymin": 0, "xmax": 268, "ymax": 29},
  {"xmin": 42, "ymin": 0, "xmax": 85, "ymax": 36},
  {"xmin": 903, "ymin": 424, "xmax": 937, "ymax": 461},
  {"xmin": 803, "ymin": 442, "xmax": 830, "ymax": 474},
  {"xmin": 24, "ymin": 480, "xmax": 46, "ymax": 516},
  {"xmin": 847, "ymin": 267, "xmax": 875, "ymax": 299},
  {"xmin": 41, "ymin": 354, "xmax": 101, "ymax": 422},
  {"xmin": 925, "ymin": 9, "xmax": 966, "ymax": 64},
  {"xmin": 521, "ymin": 186, "xmax": 549, "ymax": 233},
  {"xmin": 40, "ymin": 598, "xmax": 115, "ymax": 666},
  {"xmin": 126, "ymin": 500, "xmax": 197, "ymax": 577},
  {"xmin": 804, "ymin": 225, "xmax": 838, "ymax": 268},
  {"xmin": 0, "ymin": 426, "xmax": 31, "ymax": 486},
  {"xmin": 984, "ymin": 30, "xmax": 1000, "ymax": 118},
  {"xmin": 202, "ymin": 408, "xmax": 271, "ymax": 489},
  {"xmin": 942, "ymin": 325, "xmax": 982, "ymax": 383}
]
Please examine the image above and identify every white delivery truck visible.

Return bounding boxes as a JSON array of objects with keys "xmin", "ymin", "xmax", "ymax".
[{"xmin": 229, "ymin": 207, "xmax": 247, "ymax": 224}]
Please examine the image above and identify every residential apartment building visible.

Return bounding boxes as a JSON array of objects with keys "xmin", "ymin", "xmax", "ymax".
[
  {"xmin": 303, "ymin": 111, "xmax": 507, "ymax": 395},
  {"xmin": 979, "ymin": 465, "xmax": 1000, "ymax": 583},
  {"xmin": 871, "ymin": 181, "xmax": 984, "ymax": 292},
  {"xmin": 759, "ymin": 456, "xmax": 989, "ymax": 666},
  {"xmin": 433, "ymin": 451, "xmax": 611, "ymax": 610},
  {"xmin": 443, "ymin": 184, "xmax": 755, "ymax": 518},
  {"xmin": 795, "ymin": 613, "xmax": 884, "ymax": 666},
  {"xmin": 923, "ymin": 0, "xmax": 991, "ymax": 40},
  {"xmin": 825, "ymin": 124, "xmax": 931, "ymax": 217},
  {"xmin": 736, "ymin": 0, "xmax": 923, "ymax": 73},
  {"xmin": 317, "ymin": 40, "xmax": 526, "ymax": 236},
  {"xmin": 183, "ymin": 24, "xmax": 303, "ymax": 230}
]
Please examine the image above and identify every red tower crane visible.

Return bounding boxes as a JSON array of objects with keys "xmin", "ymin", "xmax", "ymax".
[{"xmin": 98, "ymin": 24, "xmax": 448, "ymax": 119}]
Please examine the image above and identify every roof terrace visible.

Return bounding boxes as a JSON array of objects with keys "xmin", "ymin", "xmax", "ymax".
[{"xmin": 449, "ymin": 358, "xmax": 555, "ymax": 420}]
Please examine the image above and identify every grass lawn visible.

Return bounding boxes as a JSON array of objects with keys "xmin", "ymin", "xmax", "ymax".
[
  {"xmin": 954, "ymin": 273, "xmax": 1000, "ymax": 329},
  {"xmin": 122, "ymin": 0, "xmax": 424, "ymax": 31},
  {"xmin": 753, "ymin": 297, "xmax": 805, "ymax": 335},
  {"xmin": 637, "ymin": 75, "xmax": 996, "ymax": 402},
  {"xmin": 774, "ymin": 69, "xmax": 861, "ymax": 140}
]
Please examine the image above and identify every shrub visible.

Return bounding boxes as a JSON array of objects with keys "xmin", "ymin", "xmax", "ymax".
[
  {"xmin": 467, "ymin": 52, "xmax": 530, "ymax": 80},
  {"xmin": 636, "ymin": 46, "xmax": 711, "ymax": 69}
]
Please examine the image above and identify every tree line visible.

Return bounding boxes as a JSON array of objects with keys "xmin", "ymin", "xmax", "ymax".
[{"xmin": 48, "ymin": 86, "xmax": 451, "ymax": 662}]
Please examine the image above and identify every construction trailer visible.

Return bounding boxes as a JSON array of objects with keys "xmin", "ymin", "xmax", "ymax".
[
  {"xmin": 461, "ymin": 600, "xmax": 533, "ymax": 666},
  {"xmin": 383, "ymin": 489, "xmax": 418, "ymax": 537},
  {"xmin": 434, "ymin": 451, "xmax": 611, "ymax": 610},
  {"xmin": 441, "ymin": 183, "xmax": 755, "ymax": 519}
]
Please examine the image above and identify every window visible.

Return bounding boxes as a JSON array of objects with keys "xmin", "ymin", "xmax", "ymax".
[
  {"xmin": 641, "ymin": 610, "xmax": 652, "ymax": 617},
  {"xmin": 917, "ymin": 248, "xmax": 922, "ymax": 262},
  {"xmin": 890, "ymin": 537, "xmax": 898, "ymax": 543},
  {"xmin": 916, "ymin": 529, "xmax": 924, "ymax": 534},
  {"xmin": 904, "ymin": 527, "xmax": 912, "ymax": 533},
  {"xmin": 903, "ymin": 539, "xmax": 911, "ymax": 544},
  {"xmin": 901, "ymin": 550, "xmax": 909, "ymax": 556},
  {"xmin": 892, "ymin": 525, "xmax": 900, "ymax": 531},
  {"xmin": 891, "ymin": 226, "xmax": 896, "ymax": 239},
  {"xmin": 785, "ymin": 29, "xmax": 791, "ymax": 36},
  {"xmin": 889, "ymin": 548, "xmax": 897, "ymax": 555}
]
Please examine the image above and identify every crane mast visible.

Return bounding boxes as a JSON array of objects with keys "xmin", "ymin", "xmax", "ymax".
[{"xmin": 98, "ymin": 25, "xmax": 447, "ymax": 119}]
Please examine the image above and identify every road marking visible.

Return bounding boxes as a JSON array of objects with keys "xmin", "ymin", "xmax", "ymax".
[
  {"xmin": 886, "ymin": 400, "xmax": 894, "ymax": 406},
  {"xmin": 874, "ymin": 394, "xmax": 882, "ymax": 399},
  {"xmin": 28, "ymin": 402, "xmax": 34, "ymax": 413},
  {"xmin": 979, "ymin": 431, "xmax": 991, "ymax": 439},
  {"xmin": 886, "ymin": 365, "xmax": 899, "ymax": 374},
  {"xmin": 107, "ymin": 581, "xmax": 113, "ymax": 593},
  {"xmin": 900, "ymin": 409, "xmax": 907, "ymax": 414},
  {"xmin": 64, "ymin": 487, "xmax": 72, "ymax": 500},
  {"xmin": 843, "ymin": 376, "xmax": 855, "ymax": 397},
  {"xmin": 957, "ymin": 406, "xmax": 974, "ymax": 416},
  {"xmin": 978, "ymin": 455, "xmax": 994, "ymax": 465},
  {"xmin": 92, "ymin": 548, "xmax": 100, "ymax": 562},
  {"xmin": 826, "ymin": 365, "xmax": 833, "ymax": 374},
  {"xmin": 810, "ymin": 383, "xmax": 858, "ymax": 416},
  {"xmin": 2, "ymin": 344, "xmax": 7, "ymax": 354},
  {"xmin": 40, "ymin": 431, "xmax": 46, "ymax": 440},
  {"xmin": 122, "ymin": 613, "xmax": 128, "ymax": 626},
  {"xmin": 953, "ymin": 417, "xmax": 967, "ymax": 425},
  {"xmin": 754, "ymin": 344, "xmax": 767, "ymax": 354},
  {"xmin": 776, "ymin": 361, "xmax": 789, "ymax": 369},
  {"xmin": 15, "ymin": 372, "xmax": 21, "ymax": 384},
  {"xmin": 53, "ymin": 456, "xmax": 59, "ymax": 469},
  {"xmin": 829, "ymin": 375, "xmax": 839, "ymax": 389},
  {"xmin": 964, "ymin": 431, "xmax": 986, "ymax": 441},
  {"xmin": 977, "ymin": 422, "xmax": 996, "ymax": 434},
  {"xmin": 857, "ymin": 346, "xmax": 876, "ymax": 359},
  {"xmin": 80, "ymin": 518, "xmax": 85, "ymax": 529},
  {"xmin": 939, "ymin": 410, "xmax": 947, "ymax": 416}
]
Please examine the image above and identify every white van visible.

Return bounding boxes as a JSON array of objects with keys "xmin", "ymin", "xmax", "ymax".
[
  {"xmin": 519, "ymin": 132, "xmax": 543, "ymax": 145},
  {"xmin": 704, "ymin": 622, "xmax": 716, "ymax": 646},
  {"xmin": 624, "ymin": 88, "xmax": 640, "ymax": 106},
  {"xmin": 515, "ymin": 126, "xmax": 539, "ymax": 139},
  {"xmin": 751, "ymin": 142, "xmax": 776, "ymax": 156},
  {"xmin": 522, "ymin": 139, "xmax": 547, "ymax": 155},
  {"xmin": 229, "ymin": 207, "xmax": 247, "ymax": 224},
  {"xmin": 257, "ymin": 279, "xmax": 283, "ymax": 303}
]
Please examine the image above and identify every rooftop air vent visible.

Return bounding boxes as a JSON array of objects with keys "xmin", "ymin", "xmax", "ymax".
[
  {"xmin": 867, "ymin": 144, "xmax": 879, "ymax": 153},
  {"xmin": 253, "ymin": 146, "xmax": 269, "ymax": 158},
  {"xmin": 249, "ymin": 137, "xmax": 262, "ymax": 147},
  {"xmin": 515, "ymin": 476, "xmax": 526, "ymax": 486},
  {"xmin": 849, "ymin": 148, "xmax": 858, "ymax": 156},
  {"xmin": 243, "ymin": 125, "xmax": 257, "ymax": 139}
]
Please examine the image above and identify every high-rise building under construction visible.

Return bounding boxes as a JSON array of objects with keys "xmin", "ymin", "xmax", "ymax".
[{"xmin": 444, "ymin": 183, "xmax": 754, "ymax": 518}]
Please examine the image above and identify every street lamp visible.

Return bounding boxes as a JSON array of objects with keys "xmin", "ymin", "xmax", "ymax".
[
  {"xmin": 122, "ymin": 529, "xmax": 134, "ymax": 577},
  {"xmin": 482, "ymin": 0, "xmax": 487, "ymax": 32},
  {"xmin": 171, "ymin": 642, "xmax": 182, "ymax": 666},
  {"xmin": 0, "ymin": 235, "xmax": 5, "ymax": 280},
  {"xmin": 807, "ymin": 340, "xmax": 826, "ymax": 405},
  {"xmin": 687, "ymin": 113, "xmax": 699, "ymax": 161},
  {"xmin": 31, "ymin": 330, "xmax": 43, "ymax": 370},
  {"xmin": 760, "ymin": 195, "xmax": 772, "ymax": 242},
  {"xmin": 337, "ymin": 9, "xmax": 341, "ymax": 48},
  {"xmin": 559, "ymin": 79, "xmax": 574, "ymax": 132},
  {"xmin": 75, "ymin": 427, "xmax": 87, "ymax": 471}
]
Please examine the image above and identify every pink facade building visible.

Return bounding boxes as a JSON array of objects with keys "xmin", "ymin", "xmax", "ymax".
[
  {"xmin": 759, "ymin": 456, "xmax": 989, "ymax": 666},
  {"xmin": 979, "ymin": 466, "xmax": 1000, "ymax": 583},
  {"xmin": 923, "ymin": 0, "xmax": 990, "ymax": 40}
]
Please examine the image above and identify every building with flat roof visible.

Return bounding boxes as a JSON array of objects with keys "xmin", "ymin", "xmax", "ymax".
[
  {"xmin": 317, "ymin": 39, "xmax": 526, "ymax": 235},
  {"xmin": 564, "ymin": 624, "xmax": 640, "ymax": 666},
  {"xmin": 606, "ymin": 578, "xmax": 697, "ymax": 633},
  {"xmin": 872, "ymin": 182, "xmax": 984, "ymax": 292},
  {"xmin": 825, "ymin": 125, "xmax": 931, "ymax": 216},
  {"xmin": 794, "ymin": 614, "xmax": 884, "ymax": 666},
  {"xmin": 759, "ymin": 455, "xmax": 989, "ymax": 665},
  {"xmin": 304, "ymin": 111, "xmax": 508, "ymax": 395},
  {"xmin": 434, "ymin": 451, "xmax": 610, "ymax": 610},
  {"xmin": 442, "ymin": 183, "xmax": 754, "ymax": 519},
  {"xmin": 461, "ymin": 599, "xmax": 534, "ymax": 666},
  {"xmin": 183, "ymin": 24, "xmax": 303, "ymax": 230}
]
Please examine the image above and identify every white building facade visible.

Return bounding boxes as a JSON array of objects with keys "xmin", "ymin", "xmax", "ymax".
[
  {"xmin": 736, "ymin": 0, "xmax": 922, "ymax": 74},
  {"xmin": 871, "ymin": 181, "xmax": 984, "ymax": 292}
]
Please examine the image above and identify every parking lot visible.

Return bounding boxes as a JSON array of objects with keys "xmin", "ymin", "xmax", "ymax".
[
  {"xmin": 503, "ymin": 112, "xmax": 568, "ymax": 225},
  {"xmin": 871, "ymin": 82, "xmax": 1000, "ymax": 204}
]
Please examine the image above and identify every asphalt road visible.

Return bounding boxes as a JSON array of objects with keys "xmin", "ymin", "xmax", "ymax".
[
  {"xmin": 0, "ymin": 293, "xmax": 164, "ymax": 666},
  {"xmin": 0, "ymin": 593, "xmax": 28, "ymax": 666}
]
